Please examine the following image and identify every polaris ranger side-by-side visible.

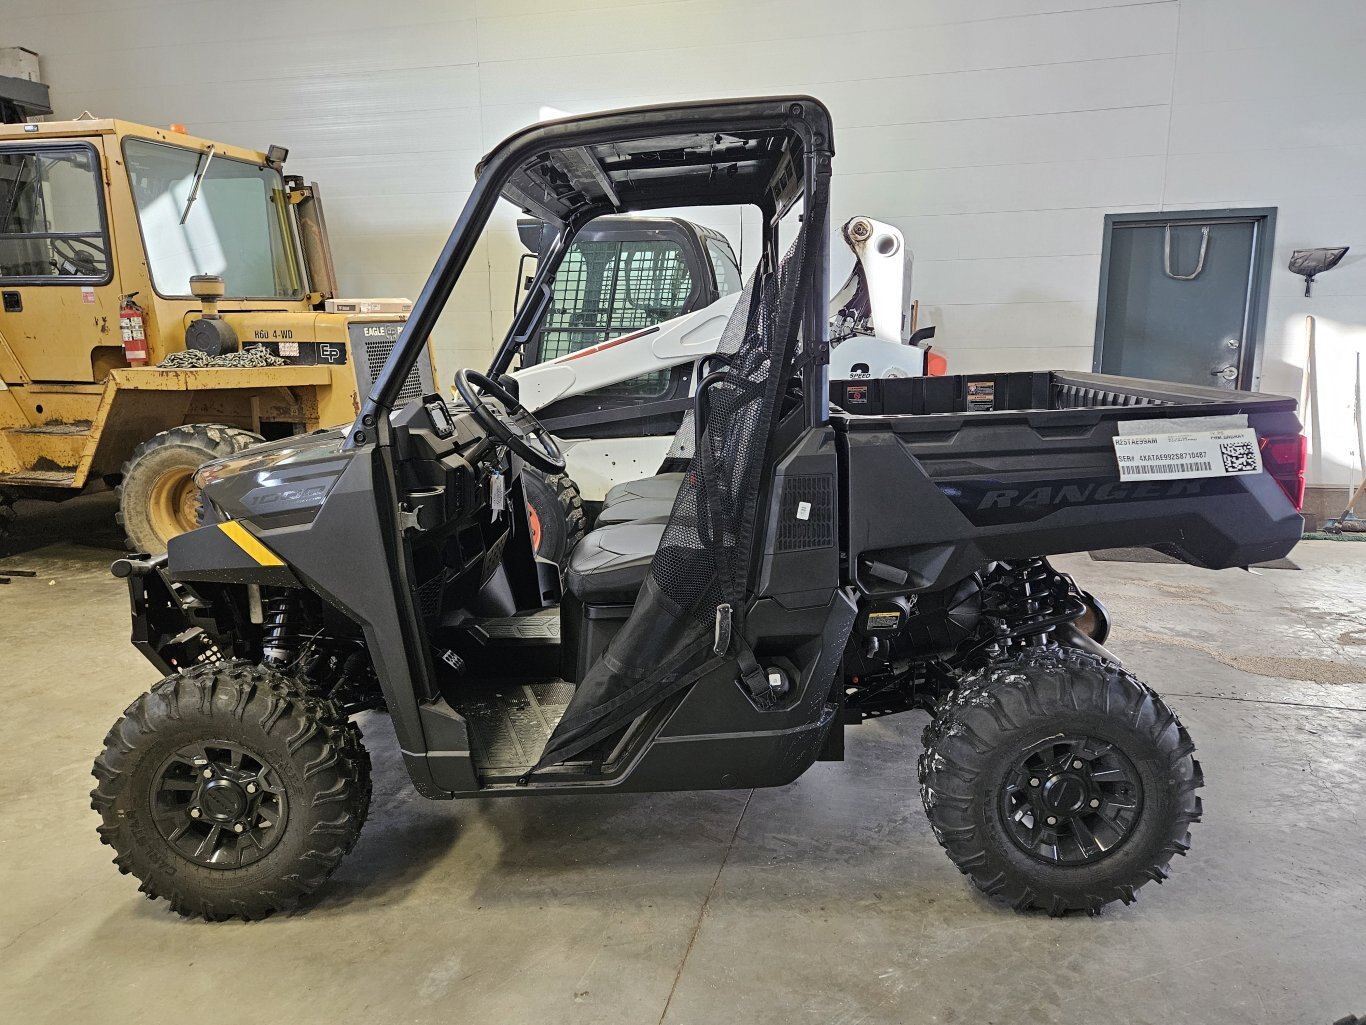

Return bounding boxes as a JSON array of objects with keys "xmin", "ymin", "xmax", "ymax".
[{"xmin": 91, "ymin": 97, "xmax": 1305, "ymax": 921}]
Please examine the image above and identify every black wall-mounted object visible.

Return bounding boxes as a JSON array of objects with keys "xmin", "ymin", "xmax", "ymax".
[{"xmin": 1289, "ymin": 247, "xmax": 1349, "ymax": 297}]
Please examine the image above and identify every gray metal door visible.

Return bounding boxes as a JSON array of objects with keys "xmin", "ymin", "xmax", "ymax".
[{"xmin": 1095, "ymin": 210, "xmax": 1275, "ymax": 390}]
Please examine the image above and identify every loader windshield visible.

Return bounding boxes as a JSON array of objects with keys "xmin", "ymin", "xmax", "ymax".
[{"xmin": 123, "ymin": 138, "xmax": 303, "ymax": 300}]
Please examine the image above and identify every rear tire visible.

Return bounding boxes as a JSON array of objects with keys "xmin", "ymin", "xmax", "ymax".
[
  {"xmin": 521, "ymin": 468, "xmax": 587, "ymax": 566},
  {"xmin": 117, "ymin": 424, "xmax": 264, "ymax": 554},
  {"xmin": 919, "ymin": 646, "xmax": 1203, "ymax": 915},
  {"xmin": 90, "ymin": 661, "xmax": 371, "ymax": 921}
]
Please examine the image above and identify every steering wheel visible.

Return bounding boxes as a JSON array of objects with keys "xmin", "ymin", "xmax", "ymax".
[
  {"xmin": 51, "ymin": 237, "xmax": 103, "ymax": 274},
  {"xmin": 453, "ymin": 368, "xmax": 566, "ymax": 475}
]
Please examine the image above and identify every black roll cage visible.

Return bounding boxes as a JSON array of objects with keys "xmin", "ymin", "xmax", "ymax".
[{"xmin": 352, "ymin": 95, "xmax": 835, "ymax": 444}]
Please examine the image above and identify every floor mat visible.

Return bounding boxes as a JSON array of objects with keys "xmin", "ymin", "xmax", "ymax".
[
  {"xmin": 454, "ymin": 680, "xmax": 574, "ymax": 773},
  {"xmin": 1089, "ymin": 548, "xmax": 1299, "ymax": 570}
]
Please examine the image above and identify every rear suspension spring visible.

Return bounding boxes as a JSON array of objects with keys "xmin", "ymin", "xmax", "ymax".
[{"xmin": 986, "ymin": 558, "xmax": 1085, "ymax": 647}]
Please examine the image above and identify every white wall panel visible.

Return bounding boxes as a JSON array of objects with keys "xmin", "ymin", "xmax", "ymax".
[
  {"xmin": 914, "ymin": 301, "xmax": 1099, "ymax": 352},
  {"xmin": 915, "ymin": 255, "xmax": 1103, "ymax": 307},
  {"xmin": 846, "ymin": 156, "xmax": 1166, "ymax": 218},
  {"xmin": 8, "ymin": 0, "xmax": 1364, "ymax": 484},
  {"xmin": 892, "ymin": 208, "xmax": 1134, "ymax": 262}
]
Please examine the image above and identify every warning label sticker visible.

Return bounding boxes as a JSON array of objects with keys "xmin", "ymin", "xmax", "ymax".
[
  {"xmin": 1112, "ymin": 427, "xmax": 1263, "ymax": 480},
  {"xmin": 966, "ymin": 380, "xmax": 995, "ymax": 411}
]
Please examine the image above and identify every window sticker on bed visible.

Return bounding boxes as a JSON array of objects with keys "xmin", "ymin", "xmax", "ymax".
[{"xmin": 1112, "ymin": 427, "xmax": 1262, "ymax": 480}]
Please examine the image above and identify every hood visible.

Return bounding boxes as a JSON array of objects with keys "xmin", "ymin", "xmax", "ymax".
[{"xmin": 196, "ymin": 426, "xmax": 354, "ymax": 526}]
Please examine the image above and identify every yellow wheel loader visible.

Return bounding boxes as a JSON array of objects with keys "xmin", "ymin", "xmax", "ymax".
[{"xmin": 0, "ymin": 116, "xmax": 431, "ymax": 552}]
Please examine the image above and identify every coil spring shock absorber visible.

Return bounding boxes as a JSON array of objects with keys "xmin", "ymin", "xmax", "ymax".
[
  {"xmin": 261, "ymin": 592, "xmax": 304, "ymax": 669},
  {"xmin": 989, "ymin": 558, "xmax": 1085, "ymax": 648},
  {"xmin": 1013, "ymin": 558, "xmax": 1055, "ymax": 646}
]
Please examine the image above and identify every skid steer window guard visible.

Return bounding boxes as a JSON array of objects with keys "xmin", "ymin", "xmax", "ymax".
[
  {"xmin": 536, "ymin": 237, "xmax": 696, "ymax": 397},
  {"xmin": 0, "ymin": 142, "xmax": 111, "ymax": 286}
]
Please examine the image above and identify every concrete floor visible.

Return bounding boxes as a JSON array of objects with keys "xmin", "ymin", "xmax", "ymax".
[{"xmin": 2, "ymin": 492, "xmax": 1364, "ymax": 1025}]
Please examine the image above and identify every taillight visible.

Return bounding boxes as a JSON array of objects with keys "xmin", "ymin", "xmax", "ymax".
[{"xmin": 1260, "ymin": 434, "xmax": 1307, "ymax": 511}]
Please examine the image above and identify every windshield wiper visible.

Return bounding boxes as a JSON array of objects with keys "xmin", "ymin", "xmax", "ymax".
[
  {"xmin": 0, "ymin": 154, "xmax": 35, "ymax": 234},
  {"xmin": 178, "ymin": 145, "xmax": 215, "ymax": 225}
]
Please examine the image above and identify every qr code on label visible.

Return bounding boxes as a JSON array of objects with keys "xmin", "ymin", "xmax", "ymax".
[{"xmin": 1219, "ymin": 440, "xmax": 1258, "ymax": 472}]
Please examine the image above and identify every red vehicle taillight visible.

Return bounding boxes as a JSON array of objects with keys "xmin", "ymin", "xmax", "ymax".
[{"xmin": 1260, "ymin": 434, "xmax": 1308, "ymax": 511}]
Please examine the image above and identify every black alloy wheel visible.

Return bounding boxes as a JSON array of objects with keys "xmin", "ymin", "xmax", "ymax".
[
  {"xmin": 151, "ymin": 741, "xmax": 289, "ymax": 869},
  {"xmin": 999, "ymin": 735, "xmax": 1142, "ymax": 866}
]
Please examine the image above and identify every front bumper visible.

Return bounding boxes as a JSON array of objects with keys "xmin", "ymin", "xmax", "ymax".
[{"xmin": 112, "ymin": 554, "xmax": 232, "ymax": 675}]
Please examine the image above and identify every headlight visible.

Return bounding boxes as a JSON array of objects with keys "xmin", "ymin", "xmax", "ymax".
[{"xmin": 194, "ymin": 446, "xmax": 300, "ymax": 489}]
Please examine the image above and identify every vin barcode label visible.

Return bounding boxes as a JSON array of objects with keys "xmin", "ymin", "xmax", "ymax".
[
  {"xmin": 1113, "ymin": 427, "xmax": 1262, "ymax": 481},
  {"xmin": 1126, "ymin": 460, "xmax": 1214, "ymax": 476}
]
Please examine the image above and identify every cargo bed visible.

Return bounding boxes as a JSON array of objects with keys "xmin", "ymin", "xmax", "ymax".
[{"xmin": 829, "ymin": 371, "xmax": 1304, "ymax": 594}]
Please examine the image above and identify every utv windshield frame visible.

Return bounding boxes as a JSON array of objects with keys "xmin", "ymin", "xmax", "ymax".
[{"xmin": 357, "ymin": 96, "xmax": 834, "ymax": 441}]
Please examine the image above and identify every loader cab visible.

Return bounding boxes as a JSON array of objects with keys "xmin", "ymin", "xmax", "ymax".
[
  {"xmin": 334, "ymin": 97, "xmax": 848, "ymax": 796},
  {"xmin": 0, "ymin": 121, "xmax": 320, "ymax": 384}
]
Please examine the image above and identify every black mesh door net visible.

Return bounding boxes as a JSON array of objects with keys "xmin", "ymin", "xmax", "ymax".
[{"xmin": 536, "ymin": 206, "xmax": 825, "ymax": 769}]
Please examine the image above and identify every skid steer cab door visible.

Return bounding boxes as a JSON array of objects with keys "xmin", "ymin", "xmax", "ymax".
[{"xmin": 353, "ymin": 97, "xmax": 856, "ymax": 798}]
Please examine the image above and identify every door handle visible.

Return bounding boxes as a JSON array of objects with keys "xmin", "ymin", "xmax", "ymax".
[{"xmin": 1211, "ymin": 366, "xmax": 1238, "ymax": 381}]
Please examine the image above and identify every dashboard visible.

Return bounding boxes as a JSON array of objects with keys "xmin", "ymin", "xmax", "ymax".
[{"xmin": 391, "ymin": 395, "xmax": 504, "ymax": 536}]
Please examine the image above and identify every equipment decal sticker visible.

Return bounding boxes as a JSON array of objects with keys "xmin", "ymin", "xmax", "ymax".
[{"xmin": 1113, "ymin": 427, "xmax": 1263, "ymax": 481}]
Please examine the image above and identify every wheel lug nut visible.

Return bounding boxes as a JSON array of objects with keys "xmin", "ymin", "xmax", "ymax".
[
  {"xmin": 246, "ymin": 784, "xmax": 257, "ymax": 794},
  {"xmin": 189, "ymin": 808, "xmax": 201, "ymax": 818},
  {"xmin": 1090, "ymin": 798, "xmax": 1100, "ymax": 808},
  {"xmin": 233, "ymin": 823, "xmax": 245, "ymax": 833},
  {"xmin": 1029, "ymin": 778, "xmax": 1040, "ymax": 787},
  {"xmin": 1073, "ymin": 760, "xmax": 1083, "ymax": 770},
  {"xmin": 202, "ymin": 768, "xmax": 213, "ymax": 778},
  {"xmin": 1046, "ymin": 816, "xmax": 1058, "ymax": 826}
]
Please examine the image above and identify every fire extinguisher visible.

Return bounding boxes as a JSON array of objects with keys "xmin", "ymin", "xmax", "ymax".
[{"xmin": 119, "ymin": 293, "xmax": 148, "ymax": 366}]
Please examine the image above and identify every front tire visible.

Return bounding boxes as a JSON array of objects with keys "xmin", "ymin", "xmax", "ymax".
[
  {"xmin": 117, "ymin": 424, "xmax": 264, "ymax": 554},
  {"xmin": 919, "ymin": 647, "xmax": 1203, "ymax": 915},
  {"xmin": 91, "ymin": 661, "xmax": 371, "ymax": 921}
]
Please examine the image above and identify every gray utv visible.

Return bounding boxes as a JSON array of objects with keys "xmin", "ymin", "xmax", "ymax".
[{"xmin": 92, "ymin": 97, "xmax": 1305, "ymax": 920}]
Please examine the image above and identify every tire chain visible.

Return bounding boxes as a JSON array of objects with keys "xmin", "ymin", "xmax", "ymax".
[{"xmin": 157, "ymin": 345, "xmax": 287, "ymax": 370}]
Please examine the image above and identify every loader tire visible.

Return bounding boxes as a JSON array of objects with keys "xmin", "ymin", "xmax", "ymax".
[
  {"xmin": 117, "ymin": 424, "xmax": 264, "ymax": 554},
  {"xmin": 90, "ymin": 661, "xmax": 371, "ymax": 921},
  {"xmin": 919, "ymin": 646, "xmax": 1203, "ymax": 916},
  {"xmin": 0, "ymin": 488, "xmax": 15, "ymax": 550},
  {"xmin": 522, "ymin": 468, "xmax": 587, "ymax": 566}
]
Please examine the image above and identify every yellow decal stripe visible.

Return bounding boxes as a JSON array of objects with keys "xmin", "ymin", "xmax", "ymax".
[{"xmin": 219, "ymin": 521, "xmax": 284, "ymax": 566}]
